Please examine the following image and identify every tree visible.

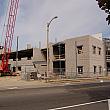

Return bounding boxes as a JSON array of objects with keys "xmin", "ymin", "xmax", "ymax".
[{"xmin": 96, "ymin": 0, "xmax": 110, "ymax": 25}]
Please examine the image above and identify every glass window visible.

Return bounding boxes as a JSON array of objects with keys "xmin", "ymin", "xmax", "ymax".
[
  {"xmin": 107, "ymin": 51, "xmax": 110, "ymax": 55},
  {"xmin": 99, "ymin": 66, "xmax": 102, "ymax": 74},
  {"xmin": 93, "ymin": 66, "xmax": 96, "ymax": 74},
  {"xmin": 98, "ymin": 47, "xmax": 101, "ymax": 55},
  {"xmin": 78, "ymin": 66, "xmax": 83, "ymax": 74},
  {"xmin": 92, "ymin": 46, "xmax": 96, "ymax": 54},
  {"xmin": 77, "ymin": 45, "xmax": 83, "ymax": 54},
  {"xmin": 18, "ymin": 66, "xmax": 21, "ymax": 71}
]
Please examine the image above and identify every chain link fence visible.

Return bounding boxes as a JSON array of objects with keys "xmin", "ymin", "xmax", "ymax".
[{"xmin": 20, "ymin": 66, "xmax": 105, "ymax": 80}]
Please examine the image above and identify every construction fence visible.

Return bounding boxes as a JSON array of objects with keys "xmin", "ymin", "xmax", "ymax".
[{"xmin": 20, "ymin": 67, "xmax": 106, "ymax": 81}]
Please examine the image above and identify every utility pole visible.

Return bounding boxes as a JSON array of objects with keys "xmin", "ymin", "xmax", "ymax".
[
  {"xmin": 39, "ymin": 41, "xmax": 41, "ymax": 49},
  {"xmin": 55, "ymin": 38, "xmax": 57, "ymax": 43},
  {"xmin": 75, "ymin": 41, "xmax": 77, "ymax": 78},
  {"xmin": 16, "ymin": 36, "xmax": 19, "ymax": 72}
]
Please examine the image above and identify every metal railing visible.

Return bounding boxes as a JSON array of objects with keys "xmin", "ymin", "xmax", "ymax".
[
  {"xmin": 106, "ymin": 55, "xmax": 110, "ymax": 59},
  {"xmin": 53, "ymin": 54, "xmax": 65, "ymax": 59}
]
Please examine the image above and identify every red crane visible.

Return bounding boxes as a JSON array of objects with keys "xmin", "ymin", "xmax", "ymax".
[{"xmin": 1, "ymin": 0, "xmax": 19, "ymax": 73}]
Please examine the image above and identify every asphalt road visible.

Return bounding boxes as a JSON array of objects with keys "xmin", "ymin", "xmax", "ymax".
[{"xmin": 0, "ymin": 83, "xmax": 110, "ymax": 110}]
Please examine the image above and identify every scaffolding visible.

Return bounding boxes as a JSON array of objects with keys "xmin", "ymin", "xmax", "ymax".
[{"xmin": 53, "ymin": 42, "xmax": 65, "ymax": 75}]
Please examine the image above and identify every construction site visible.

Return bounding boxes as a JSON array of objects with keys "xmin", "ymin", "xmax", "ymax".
[
  {"xmin": 0, "ymin": 32, "xmax": 110, "ymax": 80},
  {"xmin": 0, "ymin": 0, "xmax": 110, "ymax": 81},
  {"xmin": 1, "ymin": 1, "xmax": 110, "ymax": 110}
]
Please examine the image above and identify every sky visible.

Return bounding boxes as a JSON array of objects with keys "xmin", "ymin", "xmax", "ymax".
[{"xmin": 0, "ymin": 0, "xmax": 110, "ymax": 50}]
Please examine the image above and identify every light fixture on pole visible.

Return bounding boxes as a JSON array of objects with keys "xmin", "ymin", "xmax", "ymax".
[{"xmin": 46, "ymin": 16, "xmax": 58, "ymax": 78}]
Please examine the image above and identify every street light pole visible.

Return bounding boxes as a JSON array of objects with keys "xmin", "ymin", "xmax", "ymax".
[
  {"xmin": 46, "ymin": 16, "xmax": 58, "ymax": 78},
  {"xmin": 16, "ymin": 36, "xmax": 19, "ymax": 72}
]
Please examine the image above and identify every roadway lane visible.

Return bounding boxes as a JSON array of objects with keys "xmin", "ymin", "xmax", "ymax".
[{"xmin": 0, "ymin": 83, "xmax": 110, "ymax": 110}]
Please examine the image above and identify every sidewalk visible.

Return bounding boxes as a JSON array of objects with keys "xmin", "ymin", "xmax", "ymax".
[
  {"xmin": 0, "ymin": 76, "xmax": 110, "ymax": 90},
  {"xmin": 0, "ymin": 76, "xmax": 51, "ymax": 90}
]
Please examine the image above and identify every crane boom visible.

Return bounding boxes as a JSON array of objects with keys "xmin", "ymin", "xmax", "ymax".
[{"xmin": 1, "ymin": 0, "xmax": 19, "ymax": 72}]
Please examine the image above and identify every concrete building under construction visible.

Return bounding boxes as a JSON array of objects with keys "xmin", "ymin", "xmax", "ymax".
[
  {"xmin": 103, "ymin": 38, "xmax": 110, "ymax": 75},
  {"xmin": 48, "ymin": 33, "xmax": 105, "ymax": 78},
  {"xmin": 0, "ymin": 33, "xmax": 108, "ymax": 78}
]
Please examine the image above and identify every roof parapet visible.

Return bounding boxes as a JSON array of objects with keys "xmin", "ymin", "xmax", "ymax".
[{"xmin": 91, "ymin": 33, "xmax": 102, "ymax": 41}]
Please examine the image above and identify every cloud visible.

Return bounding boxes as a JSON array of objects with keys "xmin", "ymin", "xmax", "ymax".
[
  {"xmin": 0, "ymin": 0, "xmax": 8, "ymax": 44},
  {"xmin": 1, "ymin": 0, "xmax": 110, "ymax": 50}
]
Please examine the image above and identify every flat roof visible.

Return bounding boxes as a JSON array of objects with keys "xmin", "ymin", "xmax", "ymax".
[{"xmin": 0, "ymin": 48, "xmax": 33, "ymax": 60}]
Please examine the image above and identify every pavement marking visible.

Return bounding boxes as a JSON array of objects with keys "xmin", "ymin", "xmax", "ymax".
[
  {"xmin": 65, "ymin": 83, "xmax": 71, "ymax": 85},
  {"xmin": 48, "ymin": 99, "xmax": 107, "ymax": 110},
  {"xmin": 100, "ymin": 80, "xmax": 104, "ymax": 83},
  {"xmin": 8, "ymin": 87, "xmax": 18, "ymax": 90},
  {"xmin": 108, "ymin": 99, "xmax": 110, "ymax": 110}
]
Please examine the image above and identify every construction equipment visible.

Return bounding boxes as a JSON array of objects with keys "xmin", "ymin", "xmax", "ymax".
[{"xmin": 0, "ymin": 0, "xmax": 19, "ymax": 74}]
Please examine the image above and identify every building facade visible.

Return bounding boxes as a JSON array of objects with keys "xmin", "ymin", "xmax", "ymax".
[
  {"xmin": 103, "ymin": 38, "xmax": 110, "ymax": 75},
  {"xmin": 49, "ymin": 33, "xmax": 105, "ymax": 78},
  {"xmin": 0, "ymin": 45, "xmax": 47, "ymax": 77},
  {"xmin": 0, "ymin": 33, "xmax": 107, "ymax": 78}
]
